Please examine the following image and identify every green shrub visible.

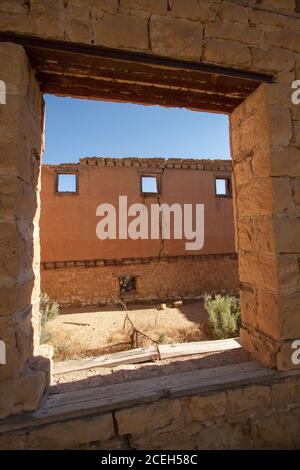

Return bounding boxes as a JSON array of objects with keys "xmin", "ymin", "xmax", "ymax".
[
  {"xmin": 40, "ymin": 293, "xmax": 59, "ymax": 344},
  {"xmin": 158, "ymin": 332, "xmax": 167, "ymax": 344},
  {"xmin": 204, "ymin": 294, "xmax": 240, "ymax": 339}
]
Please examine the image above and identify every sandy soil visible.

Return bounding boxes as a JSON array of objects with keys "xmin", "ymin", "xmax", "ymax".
[
  {"xmin": 46, "ymin": 299, "xmax": 246, "ymax": 395},
  {"xmin": 47, "ymin": 300, "xmax": 209, "ymax": 360}
]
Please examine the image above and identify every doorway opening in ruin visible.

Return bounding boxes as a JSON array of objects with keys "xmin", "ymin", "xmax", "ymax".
[
  {"xmin": 2, "ymin": 36, "xmax": 281, "ymax": 415},
  {"xmin": 40, "ymin": 94, "xmax": 243, "ymax": 382}
]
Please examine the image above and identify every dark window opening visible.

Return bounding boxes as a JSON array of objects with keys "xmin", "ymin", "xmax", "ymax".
[
  {"xmin": 119, "ymin": 275, "xmax": 137, "ymax": 294},
  {"xmin": 141, "ymin": 176, "xmax": 159, "ymax": 195},
  {"xmin": 215, "ymin": 177, "xmax": 232, "ymax": 197},
  {"xmin": 56, "ymin": 173, "xmax": 78, "ymax": 193},
  {"xmin": 296, "ymin": 0, "xmax": 300, "ymax": 13}
]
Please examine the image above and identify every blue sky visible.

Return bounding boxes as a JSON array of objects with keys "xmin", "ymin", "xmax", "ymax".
[{"xmin": 43, "ymin": 95, "xmax": 231, "ymax": 165}]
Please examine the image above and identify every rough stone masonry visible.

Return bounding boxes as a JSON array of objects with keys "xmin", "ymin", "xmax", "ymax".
[{"xmin": 1, "ymin": 0, "xmax": 300, "ymax": 449}]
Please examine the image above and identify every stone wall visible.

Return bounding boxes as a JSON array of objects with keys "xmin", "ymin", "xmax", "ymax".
[
  {"xmin": 41, "ymin": 254, "xmax": 239, "ymax": 307},
  {"xmin": 0, "ymin": 42, "xmax": 52, "ymax": 419},
  {"xmin": 1, "ymin": 372, "xmax": 300, "ymax": 449},
  {"xmin": 1, "ymin": 0, "xmax": 300, "ymax": 431},
  {"xmin": 231, "ymin": 83, "xmax": 300, "ymax": 370}
]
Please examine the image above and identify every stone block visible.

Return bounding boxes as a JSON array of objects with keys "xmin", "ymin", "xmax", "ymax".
[
  {"xmin": 0, "ymin": 309, "xmax": 34, "ymax": 381},
  {"xmin": 227, "ymin": 385, "xmax": 271, "ymax": 416},
  {"xmin": 120, "ymin": 0, "xmax": 167, "ymax": 14},
  {"xmin": 150, "ymin": 15, "xmax": 203, "ymax": 61},
  {"xmin": 205, "ymin": 22, "xmax": 261, "ymax": 46},
  {"xmin": 252, "ymin": 410, "xmax": 300, "ymax": 449},
  {"xmin": 236, "ymin": 177, "xmax": 294, "ymax": 217},
  {"xmin": 184, "ymin": 392, "xmax": 226, "ymax": 422},
  {"xmin": 95, "ymin": 13, "xmax": 149, "ymax": 51},
  {"xmin": 271, "ymin": 378, "xmax": 300, "ymax": 404},
  {"xmin": 239, "ymin": 252, "xmax": 298, "ymax": 291},
  {"xmin": 0, "ymin": 413, "xmax": 114, "ymax": 449},
  {"xmin": 170, "ymin": 0, "xmax": 215, "ymax": 22},
  {"xmin": 271, "ymin": 146, "xmax": 300, "ymax": 177},
  {"xmin": 0, "ymin": 370, "xmax": 46, "ymax": 419},
  {"xmin": 115, "ymin": 399, "xmax": 182, "ymax": 435},
  {"xmin": 218, "ymin": 2, "xmax": 250, "ymax": 24},
  {"xmin": 252, "ymin": 47, "xmax": 295, "ymax": 73},
  {"xmin": 266, "ymin": 30, "xmax": 300, "ymax": 53},
  {"xmin": 204, "ymin": 39, "xmax": 251, "ymax": 67},
  {"xmin": 240, "ymin": 326, "xmax": 278, "ymax": 368}
]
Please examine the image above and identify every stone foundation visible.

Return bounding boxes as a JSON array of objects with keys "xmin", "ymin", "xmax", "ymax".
[
  {"xmin": 41, "ymin": 254, "xmax": 239, "ymax": 307},
  {"xmin": 1, "ymin": 370, "xmax": 300, "ymax": 449}
]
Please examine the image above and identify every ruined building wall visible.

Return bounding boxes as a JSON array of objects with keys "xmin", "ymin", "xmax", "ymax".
[
  {"xmin": 1, "ymin": 0, "xmax": 300, "ymax": 435},
  {"xmin": 1, "ymin": 371, "xmax": 300, "ymax": 449},
  {"xmin": 40, "ymin": 158, "xmax": 238, "ymax": 305}
]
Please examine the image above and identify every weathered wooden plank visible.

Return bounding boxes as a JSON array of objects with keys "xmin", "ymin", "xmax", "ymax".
[
  {"xmin": 53, "ymin": 346, "xmax": 159, "ymax": 375},
  {"xmin": 158, "ymin": 338, "xmax": 241, "ymax": 360},
  {"xmin": 44, "ymin": 360, "xmax": 264, "ymax": 411},
  {"xmin": 37, "ymin": 72, "xmax": 240, "ymax": 113},
  {"xmin": 54, "ymin": 339, "xmax": 241, "ymax": 375},
  {"xmin": 40, "ymin": 83, "xmax": 235, "ymax": 113},
  {"xmin": 30, "ymin": 54, "xmax": 259, "ymax": 98}
]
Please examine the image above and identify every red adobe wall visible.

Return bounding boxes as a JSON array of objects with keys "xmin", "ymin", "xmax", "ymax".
[{"xmin": 40, "ymin": 157, "xmax": 238, "ymax": 305}]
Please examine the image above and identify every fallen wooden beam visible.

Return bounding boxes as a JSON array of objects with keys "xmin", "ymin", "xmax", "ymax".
[
  {"xmin": 158, "ymin": 338, "xmax": 241, "ymax": 360},
  {"xmin": 53, "ymin": 346, "xmax": 159, "ymax": 375},
  {"xmin": 53, "ymin": 338, "xmax": 241, "ymax": 375}
]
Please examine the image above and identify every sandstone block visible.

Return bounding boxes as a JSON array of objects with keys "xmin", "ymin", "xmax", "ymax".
[
  {"xmin": 0, "ymin": 413, "xmax": 114, "ymax": 449},
  {"xmin": 150, "ymin": 15, "xmax": 203, "ymax": 61},
  {"xmin": 234, "ymin": 159, "xmax": 253, "ymax": 188},
  {"xmin": 67, "ymin": 0, "xmax": 102, "ymax": 23},
  {"xmin": 273, "ymin": 216, "xmax": 300, "ymax": 253},
  {"xmin": 184, "ymin": 392, "xmax": 226, "ymax": 422},
  {"xmin": 0, "ymin": 1, "xmax": 28, "ymax": 15},
  {"xmin": 253, "ymin": 410, "xmax": 300, "ymax": 449},
  {"xmin": 236, "ymin": 177, "xmax": 294, "ymax": 217},
  {"xmin": 170, "ymin": 0, "xmax": 215, "ymax": 22},
  {"xmin": 266, "ymin": 30, "xmax": 300, "ymax": 53},
  {"xmin": 204, "ymin": 39, "xmax": 251, "ymax": 67},
  {"xmin": 205, "ymin": 22, "xmax": 261, "ymax": 46},
  {"xmin": 243, "ymin": 288, "xmax": 300, "ymax": 341},
  {"xmin": 115, "ymin": 398, "xmax": 182, "ymax": 435},
  {"xmin": 259, "ymin": 0, "xmax": 295, "ymax": 13},
  {"xmin": 218, "ymin": 2, "xmax": 250, "ymax": 24},
  {"xmin": 271, "ymin": 378, "xmax": 300, "ymax": 404},
  {"xmin": 270, "ymin": 146, "xmax": 300, "ymax": 177},
  {"xmin": 95, "ymin": 14, "xmax": 149, "ymax": 52},
  {"xmin": 227, "ymin": 385, "xmax": 271, "ymax": 416},
  {"xmin": 240, "ymin": 326, "xmax": 278, "ymax": 368},
  {"xmin": 26, "ymin": 0, "xmax": 66, "ymax": 40},
  {"xmin": 268, "ymin": 105, "xmax": 292, "ymax": 147},
  {"xmin": 252, "ymin": 47, "xmax": 295, "ymax": 73},
  {"xmin": 0, "ymin": 310, "xmax": 34, "ymax": 381},
  {"xmin": 0, "ymin": 370, "xmax": 46, "ymax": 419},
  {"xmin": 239, "ymin": 252, "xmax": 298, "ymax": 291},
  {"xmin": 120, "ymin": 0, "xmax": 167, "ymax": 14}
]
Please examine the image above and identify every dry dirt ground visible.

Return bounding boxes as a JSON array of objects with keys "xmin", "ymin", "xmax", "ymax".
[
  {"xmin": 47, "ymin": 300, "xmax": 209, "ymax": 361},
  {"xmin": 47, "ymin": 300, "xmax": 248, "ymax": 394}
]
